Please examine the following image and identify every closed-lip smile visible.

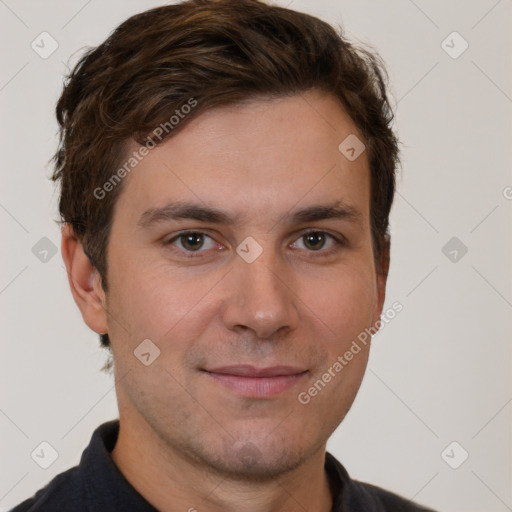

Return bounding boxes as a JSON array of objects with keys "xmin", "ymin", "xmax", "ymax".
[{"xmin": 202, "ymin": 365, "xmax": 308, "ymax": 398}]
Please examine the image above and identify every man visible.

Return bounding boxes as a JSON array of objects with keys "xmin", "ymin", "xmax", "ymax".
[{"xmin": 11, "ymin": 0, "xmax": 437, "ymax": 510}]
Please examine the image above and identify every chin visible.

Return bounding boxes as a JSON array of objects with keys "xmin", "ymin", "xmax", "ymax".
[
  {"xmin": 191, "ymin": 432, "xmax": 318, "ymax": 482},
  {"xmin": 210, "ymin": 451, "xmax": 305, "ymax": 482}
]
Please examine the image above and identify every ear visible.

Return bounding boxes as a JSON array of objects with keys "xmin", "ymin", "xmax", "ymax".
[
  {"xmin": 371, "ymin": 236, "xmax": 390, "ymax": 327},
  {"xmin": 61, "ymin": 224, "xmax": 108, "ymax": 335}
]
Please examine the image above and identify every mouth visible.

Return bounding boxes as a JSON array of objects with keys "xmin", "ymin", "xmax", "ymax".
[{"xmin": 201, "ymin": 365, "xmax": 308, "ymax": 398}]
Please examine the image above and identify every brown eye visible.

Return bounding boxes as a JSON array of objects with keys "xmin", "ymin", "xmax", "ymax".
[
  {"xmin": 290, "ymin": 231, "xmax": 343, "ymax": 256},
  {"xmin": 166, "ymin": 231, "xmax": 218, "ymax": 254},
  {"xmin": 302, "ymin": 232, "xmax": 327, "ymax": 251},
  {"xmin": 180, "ymin": 233, "xmax": 205, "ymax": 251}
]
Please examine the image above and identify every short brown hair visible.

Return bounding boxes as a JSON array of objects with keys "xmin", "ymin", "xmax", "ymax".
[{"xmin": 53, "ymin": 0, "xmax": 399, "ymax": 353}]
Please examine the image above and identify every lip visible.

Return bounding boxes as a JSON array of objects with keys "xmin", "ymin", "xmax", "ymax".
[{"xmin": 203, "ymin": 365, "xmax": 308, "ymax": 398}]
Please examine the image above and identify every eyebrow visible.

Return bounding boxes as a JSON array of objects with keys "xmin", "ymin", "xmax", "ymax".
[{"xmin": 137, "ymin": 200, "xmax": 363, "ymax": 229}]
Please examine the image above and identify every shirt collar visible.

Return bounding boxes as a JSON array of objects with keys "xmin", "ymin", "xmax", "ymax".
[{"xmin": 78, "ymin": 420, "xmax": 158, "ymax": 511}]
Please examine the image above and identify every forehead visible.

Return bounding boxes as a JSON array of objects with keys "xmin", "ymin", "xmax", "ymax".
[{"xmin": 113, "ymin": 91, "xmax": 370, "ymax": 227}]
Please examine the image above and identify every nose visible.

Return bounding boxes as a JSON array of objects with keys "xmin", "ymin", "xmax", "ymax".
[{"xmin": 221, "ymin": 247, "xmax": 300, "ymax": 340}]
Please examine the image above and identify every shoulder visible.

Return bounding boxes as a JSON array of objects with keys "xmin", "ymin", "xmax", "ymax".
[
  {"xmin": 325, "ymin": 452, "xmax": 437, "ymax": 512},
  {"xmin": 9, "ymin": 465, "xmax": 84, "ymax": 511},
  {"xmin": 9, "ymin": 421, "xmax": 121, "ymax": 511}
]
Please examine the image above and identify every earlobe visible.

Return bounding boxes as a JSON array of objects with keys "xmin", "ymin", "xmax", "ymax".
[{"xmin": 61, "ymin": 224, "xmax": 108, "ymax": 335}]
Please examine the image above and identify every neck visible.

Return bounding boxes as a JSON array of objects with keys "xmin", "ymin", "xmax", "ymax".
[{"xmin": 111, "ymin": 412, "xmax": 334, "ymax": 512}]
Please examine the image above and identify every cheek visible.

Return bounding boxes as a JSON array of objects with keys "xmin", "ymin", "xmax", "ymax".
[
  {"xmin": 299, "ymin": 272, "xmax": 374, "ymax": 424},
  {"xmin": 305, "ymin": 264, "xmax": 377, "ymax": 341},
  {"xmin": 107, "ymin": 256, "xmax": 221, "ymax": 343}
]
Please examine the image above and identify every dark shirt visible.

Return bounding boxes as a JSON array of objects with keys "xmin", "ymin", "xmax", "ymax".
[{"xmin": 10, "ymin": 420, "xmax": 436, "ymax": 511}]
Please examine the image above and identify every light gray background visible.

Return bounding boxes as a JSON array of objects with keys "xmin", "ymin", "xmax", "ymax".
[{"xmin": 1, "ymin": 1, "xmax": 511, "ymax": 511}]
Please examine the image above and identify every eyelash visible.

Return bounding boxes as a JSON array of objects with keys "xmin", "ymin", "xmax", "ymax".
[{"xmin": 164, "ymin": 230, "xmax": 346, "ymax": 259}]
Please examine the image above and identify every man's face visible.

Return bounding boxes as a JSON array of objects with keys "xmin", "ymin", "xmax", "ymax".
[{"xmin": 103, "ymin": 90, "xmax": 387, "ymax": 478}]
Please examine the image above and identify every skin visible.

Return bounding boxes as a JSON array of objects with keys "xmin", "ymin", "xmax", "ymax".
[{"xmin": 62, "ymin": 89, "xmax": 389, "ymax": 512}]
